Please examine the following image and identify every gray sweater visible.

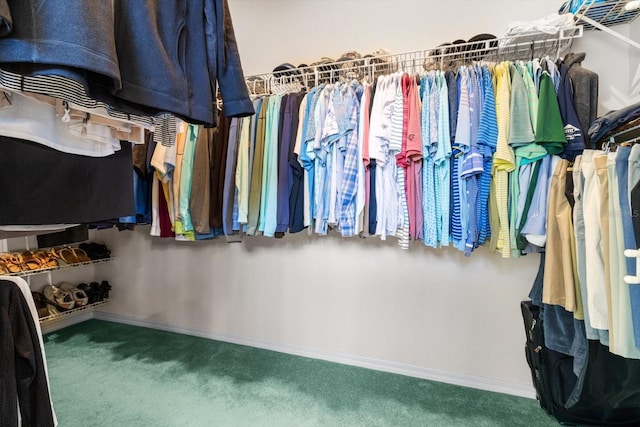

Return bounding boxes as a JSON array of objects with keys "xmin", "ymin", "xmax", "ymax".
[{"xmin": 565, "ymin": 52, "xmax": 599, "ymax": 148}]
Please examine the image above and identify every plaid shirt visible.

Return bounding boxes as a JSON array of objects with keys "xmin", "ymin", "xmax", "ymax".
[{"xmin": 339, "ymin": 85, "xmax": 362, "ymax": 237}]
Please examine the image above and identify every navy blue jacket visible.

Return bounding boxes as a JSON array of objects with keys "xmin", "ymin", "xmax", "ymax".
[
  {"xmin": 113, "ymin": 0, "xmax": 254, "ymax": 125},
  {"xmin": 0, "ymin": 0, "xmax": 254, "ymax": 126}
]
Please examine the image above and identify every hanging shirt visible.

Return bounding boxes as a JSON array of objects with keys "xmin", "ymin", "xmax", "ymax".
[
  {"xmin": 452, "ymin": 67, "xmax": 472, "ymax": 252},
  {"xmin": 247, "ymin": 97, "xmax": 268, "ymax": 235},
  {"xmin": 518, "ymin": 61, "xmax": 539, "ymax": 130},
  {"xmin": 461, "ymin": 65, "xmax": 484, "ymax": 255},
  {"xmin": 223, "ymin": 117, "xmax": 242, "ymax": 241},
  {"xmin": 287, "ymin": 92, "xmax": 306, "ymax": 234},
  {"xmin": 405, "ymin": 76, "xmax": 423, "ymax": 241},
  {"xmin": 422, "ymin": 73, "xmax": 438, "ymax": 248},
  {"xmin": 259, "ymin": 94, "xmax": 283, "ymax": 236},
  {"xmin": 391, "ymin": 74, "xmax": 409, "ymax": 249},
  {"xmin": 556, "ymin": 61, "xmax": 585, "ymax": 160},
  {"xmin": 312, "ymin": 85, "xmax": 334, "ymax": 235},
  {"xmin": 370, "ymin": 75, "xmax": 398, "ymax": 240},
  {"xmin": 508, "ymin": 64, "xmax": 536, "ymax": 257},
  {"xmin": 476, "ymin": 65, "xmax": 498, "ymax": 246},
  {"xmin": 434, "ymin": 71, "xmax": 452, "ymax": 246},
  {"xmin": 293, "ymin": 93, "xmax": 311, "ymax": 231},
  {"xmin": 521, "ymin": 154, "xmax": 554, "ymax": 248},
  {"xmin": 339, "ymin": 83, "xmax": 362, "ymax": 237},
  {"xmin": 300, "ymin": 88, "xmax": 321, "ymax": 229},
  {"xmin": 236, "ymin": 116, "xmax": 251, "ymax": 225},
  {"xmin": 536, "ymin": 72, "xmax": 567, "ymax": 156},
  {"xmin": 276, "ymin": 94, "xmax": 296, "ymax": 234},
  {"xmin": 171, "ymin": 120, "xmax": 189, "ymax": 234},
  {"xmin": 177, "ymin": 123, "xmax": 200, "ymax": 238},
  {"xmin": 491, "ymin": 62, "xmax": 515, "ymax": 257},
  {"xmin": 355, "ymin": 84, "xmax": 369, "ymax": 235},
  {"xmin": 329, "ymin": 83, "xmax": 355, "ymax": 230}
]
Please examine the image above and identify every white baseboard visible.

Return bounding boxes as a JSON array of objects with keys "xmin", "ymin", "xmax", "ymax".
[{"xmin": 94, "ymin": 311, "xmax": 536, "ymax": 399}]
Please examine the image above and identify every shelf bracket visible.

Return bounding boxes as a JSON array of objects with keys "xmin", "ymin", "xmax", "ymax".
[{"xmin": 578, "ymin": 15, "xmax": 640, "ymax": 50}]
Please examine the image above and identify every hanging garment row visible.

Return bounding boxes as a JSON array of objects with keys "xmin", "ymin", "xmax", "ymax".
[{"xmin": 132, "ymin": 54, "xmax": 599, "ymax": 259}]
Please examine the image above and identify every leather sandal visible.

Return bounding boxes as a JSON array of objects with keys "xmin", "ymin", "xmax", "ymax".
[
  {"xmin": 31, "ymin": 250, "xmax": 59, "ymax": 269},
  {"xmin": 0, "ymin": 254, "xmax": 22, "ymax": 273},
  {"xmin": 53, "ymin": 246, "xmax": 92, "ymax": 264},
  {"xmin": 15, "ymin": 251, "xmax": 45, "ymax": 271}
]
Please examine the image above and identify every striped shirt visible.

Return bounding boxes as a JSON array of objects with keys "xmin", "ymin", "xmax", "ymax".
[
  {"xmin": 492, "ymin": 62, "xmax": 516, "ymax": 258},
  {"xmin": 432, "ymin": 72, "xmax": 452, "ymax": 246},
  {"xmin": 0, "ymin": 68, "xmax": 176, "ymax": 148},
  {"xmin": 452, "ymin": 67, "xmax": 471, "ymax": 252},
  {"xmin": 476, "ymin": 66, "xmax": 498, "ymax": 245},
  {"xmin": 421, "ymin": 73, "xmax": 438, "ymax": 248},
  {"xmin": 390, "ymin": 75, "xmax": 409, "ymax": 249}
]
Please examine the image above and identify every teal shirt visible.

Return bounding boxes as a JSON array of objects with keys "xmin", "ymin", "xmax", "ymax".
[
  {"xmin": 259, "ymin": 95, "xmax": 283, "ymax": 236},
  {"xmin": 178, "ymin": 124, "xmax": 200, "ymax": 234}
]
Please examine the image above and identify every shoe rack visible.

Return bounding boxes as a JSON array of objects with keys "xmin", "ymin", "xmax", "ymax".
[
  {"xmin": 0, "ymin": 235, "xmax": 114, "ymax": 333},
  {"xmin": 17, "ymin": 256, "xmax": 113, "ymax": 333}
]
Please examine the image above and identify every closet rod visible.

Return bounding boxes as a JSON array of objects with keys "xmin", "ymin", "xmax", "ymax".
[
  {"xmin": 610, "ymin": 122, "xmax": 640, "ymax": 142},
  {"xmin": 245, "ymin": 26, "xmax": 583, "ymax": 94}
]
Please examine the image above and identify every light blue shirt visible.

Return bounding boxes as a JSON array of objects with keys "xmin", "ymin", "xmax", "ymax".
[
  {"xmin": 435, "ymin": 71, "xmax": 452, "ymax": 246},
  {"xmin": 422, "ymin": 73, "xmax": 438, "ymax": 248}
]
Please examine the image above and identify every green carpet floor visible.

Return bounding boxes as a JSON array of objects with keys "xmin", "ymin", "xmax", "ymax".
[{"xmin": 43, "ymin": 320, "xmax": 557, "ymax": 426}]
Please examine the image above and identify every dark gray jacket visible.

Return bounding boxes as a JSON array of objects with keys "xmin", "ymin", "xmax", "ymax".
[
  {"xmin": 565, "ymin": 52, "xmax": 598, "ymax": 148},
  {"xmin": 0, "ymin": 0, "xmax": 120, "ymax": 84}
]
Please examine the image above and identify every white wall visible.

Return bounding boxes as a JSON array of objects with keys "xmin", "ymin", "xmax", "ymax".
[
  {"xmin": 573, "ymin": 24, "xmax": 640, "ymax": 115},
  {"xmin": 96, "ymin": 1, "xmax": 640, "ymax": 397}
]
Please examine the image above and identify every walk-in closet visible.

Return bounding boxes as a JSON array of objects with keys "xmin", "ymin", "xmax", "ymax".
[{"xmin": 2, "ymin": 0, "xmax": 640, "ymax": 425}]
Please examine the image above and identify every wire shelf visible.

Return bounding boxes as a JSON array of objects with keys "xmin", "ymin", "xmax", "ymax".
[
  {"xmin": 5, "ymin": 257, "xmax": 113, "ymax": 278},
  {"xmin": 572, "ymin": 0, "xmax": 640, "ymax": 30},
  {"xmin": 40, "ymin": 298, "xmax": 110, "ymax": 324},
  {"xmin": 245, "ymin": 27, "xmax": 583, "ymax": 95}
]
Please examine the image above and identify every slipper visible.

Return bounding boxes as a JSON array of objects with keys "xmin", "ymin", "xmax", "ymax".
[
  {"xmin": 51, "ymin": 246, "xmax": 91, "ymax": 265},
  {"xmin": 58, "ymin": 282, "xmax": 89, "ymax": 307},
  {"xmin": 43, "ymin": 284, "xmax": 75, "ymax": 311}
]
